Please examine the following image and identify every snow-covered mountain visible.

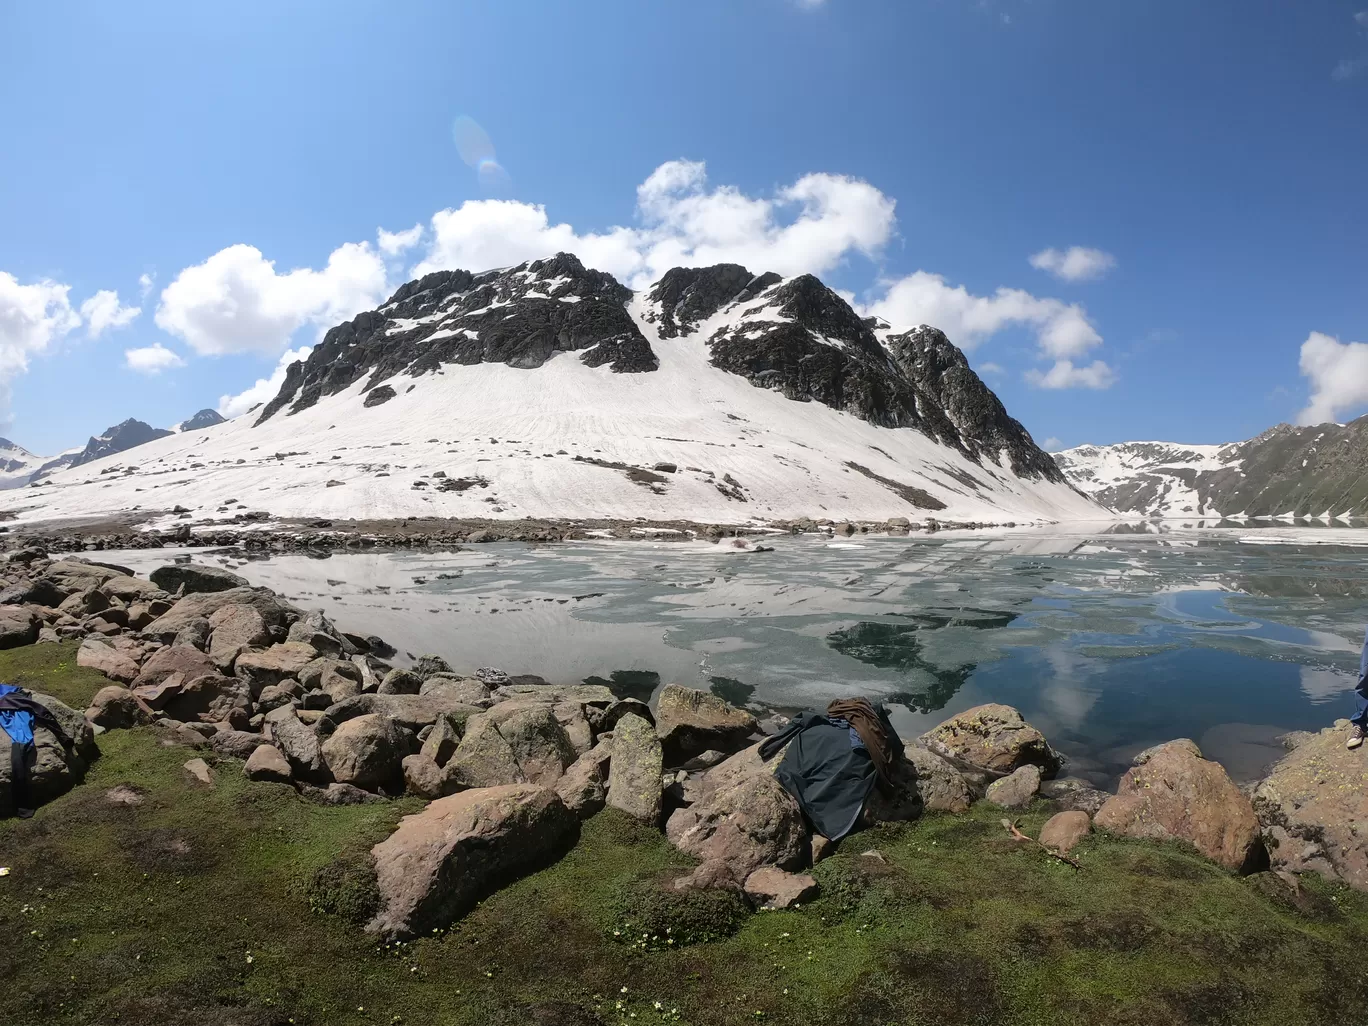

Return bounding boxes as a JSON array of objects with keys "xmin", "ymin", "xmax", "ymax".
[
  {"xmin": 0, "ymin": 439, "xmax": 59, "ymax": 491},
  {"xmin": 2, "ymin": 255, "xmax": 1105, "ymax": 528},
  {"xmin": 1054, "ymin": 417, "xmax": 1368, "ymax": 519}
]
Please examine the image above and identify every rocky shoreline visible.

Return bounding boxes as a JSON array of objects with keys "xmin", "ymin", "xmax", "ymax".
[
  {"xmin": 3, "ymin": 546, "xmax": 1361, "ymax": 945},
  {"xmin": 0, "ymin": 510, "xmax": 1017, "ymax": 557}
]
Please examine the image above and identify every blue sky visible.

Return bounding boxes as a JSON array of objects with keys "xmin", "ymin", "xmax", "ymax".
[{"xmin": 1, "ymin": 0, "xmax": 1365, "ymax": 455}]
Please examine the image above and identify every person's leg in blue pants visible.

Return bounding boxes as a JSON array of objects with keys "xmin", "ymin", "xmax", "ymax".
[{"xmin": 1349, "ymin": 627, "xmax": 1368, "ymax": 749}]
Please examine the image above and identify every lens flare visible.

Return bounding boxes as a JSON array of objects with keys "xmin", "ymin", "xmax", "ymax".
[{"xmin": 452, "ymin": 115, "xmax": 495, "ymax": 168}]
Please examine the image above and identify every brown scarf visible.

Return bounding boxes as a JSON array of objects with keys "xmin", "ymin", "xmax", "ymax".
[{"xmin": 826, "ymin": 698, "xmax": 900, "ymax": 789}]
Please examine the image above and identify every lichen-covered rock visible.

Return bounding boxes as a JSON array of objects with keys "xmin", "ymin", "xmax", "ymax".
[
  {"xmin": 607, "ymin": 712, "xmax": 663, "ymax": 824},
  {"xmin": 903, "ymin": 742, "xmax": 972, "ymax": 813},
  {"xmin": 444, "ymin": 712, "xmax": 525, "ymax": 789},
  {"xmin": 666, "ymin": 772, "xmax": 806, "ymax": 880},
  {"xmin": 402, "ymin": 753, "xmax": 448, "ymax": 799},
  {"xmin": 1253, "ymin": 723, "xmax": 1368, "ymax": 890},
  {"xmin": 99, "ymin": 574, "xmax": 163, "ymax": 603},
  {"xmin": 654, "ymin": 684, "xmax": 758, "ymax": 764},
  {"xmin": 985, "ymin": 764, "xmax": 1042, "ymax": 810},
  {"xmin": 257, "ymin": 679, "xmax": 302, "ymax": 713},
  {"xmin": 420, "ymin": 714, "xmax": 462, "ymax": 767},
  {"xmin": 141, "ymin": 587, "xmax": 295, "ymax": 643},
  {"xmin": 160, "ymin": 673, "xmax": 253, "ymax": 727},
  {"xmin": 555, "ymin": 740, "xmax": 612, "ymax": 818},
  {"xmin": 320, "ymin": 713, "xmax": 413, "ymax": 792},
  {"xmin": 0, "ymin": 606, "xmax": 40, "ymax": 649},
  {"xmin": 484, "ymin": 700, "xmax": 576, "ymax": 786},
  {"xmin": 267, "ymin": 706, "xmax": 327, "ymax": 782},
  {"xmin": 920, "ymin": 703, "xmax": 1061, "ymax": 778},
  {"xmin": 379, "ymin": 668, "xmax": 423, "ymax": 695},
  {"xmin": 1095, "ymin": 739, "xmax": 1263, "ymax": 872},
  {"xmin": 368, "ymin": 784, "xmax": 578, "ymax": 939}
]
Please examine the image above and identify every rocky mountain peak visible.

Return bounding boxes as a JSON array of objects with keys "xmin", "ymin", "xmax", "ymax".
[
  {"xmin": 179, "ymin": 409, "xmax": 227, "ymax": 432},
  {"xmin": 645, "ymin": 264, "xmax": 780, "ymax": 338}
]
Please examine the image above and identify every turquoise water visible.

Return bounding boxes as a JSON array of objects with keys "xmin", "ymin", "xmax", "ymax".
[{"xmin": 107, "ymin": 525, "xmax": 1368, "ymax": 786}]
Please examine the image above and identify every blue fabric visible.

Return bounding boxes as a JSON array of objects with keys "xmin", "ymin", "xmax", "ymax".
[
  {"xmin": 1354, "ymin": 627, "xmax": 1368, "ymax": 728},
  {"xmin": 826, "ymin": 717, "xmax": 867, "ymax": 751},
  {"xmin": 0, "ymin": 684, "xmax": 34, "ymax": 744}
]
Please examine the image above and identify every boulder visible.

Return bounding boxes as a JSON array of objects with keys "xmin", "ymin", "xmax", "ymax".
[
  {"xmin": 655, "ymin": 684, "xmax": 758, "ymax": 764},
  {"xmin": 235, "ymin": 643, "xmax": 319, "ymax": 696},
  {"xmin": 554, "ymin": 700, "xmax": 595, "ymax": 755},
  {"xmin": 287, "ymin": 619, "xmax": 344, "ymax": 658},
  {"xmin": 666, "ymin": 772, "xmax": 807, "ymax": 879},
  {"xmin": 607, "ymin": 712, "xmax": 664, "ymax": 824},
  {"xmin": 379, "ymin": 668, "xmax": 423, "ymax": 695},
  {"xmin": 298, "ymin": 657, "xmax": 360, "ymax": 690},
  {"xmin": 319, "ymin": 693, "xmax": 481, "ymax": 735},
  {"xmin": 172, "ymin": 618, "xmax": 213, "ymax": 651},
  {"xmin": 1039, "ymin": 811, "xmax": 1091, "ymax": 854},
  {"xmin": 744, "ymin": 867, "xmax": 819, "ymax": 909},
  {"xmin": 207, "ymin": 603, "xmax": 273, "ymax": 670},
  {"xmin": 414, "ymin": 654, "xmax": 454, "ymax": 679},
  {"xmin": 60, "ymin": 589, "xmax": 109, "ymax": 617},
  {"xmin": 419, "ymin": 714, "xmax": 462, "ymax": 767},
  {"xmin": 1253, "ymin": 723, "xmax": 1368, "ymax": 890},
  {"xmin": 985, "ymin": 764, "xmax": 1042, "ymax": 810},
  {"xmin": 149, "ymin": 563, "xmax": 248, "ymax": 595},
  {"xmin": 554, "ymin": 741, "xmax": 612, "ymax": 818},
  {"xmin": 484, "ymin": 700, "xmax": 577, "ymax": 785},
  {"xmin": 85, "ymin": 685, "xmax": 144, "ymax": 729},
  {"xmin": 368, "ymin": 784, "xmax": 578, "ymax": 939},
  {"xmin": 268, "ymin": 707, "xmax": 327, "ymax": 781},
  {"xmin": 445, "ymin": 713, "xmax": 525, "ymax": 789},
  {"xmin": 256, "ymin": 680, "xmax": 302, "ymax": 713},
  {"xmin": 420, "ymin": 675, "xmax": 492, "ymax": 707},
  {"xmin": 320, "ymin": 713, "xmax": 413, "ymax": 791},
  {"xmin": 99, "ymin": 575, "xmax": 163, "ymax": 603},
  {"xmin": 43, "ymin": 560, "xmax": 120, "ymax": 597},
  {"xmin": 402, "ymin": 753, "xmax": 448, "ymax": 799},
  {"xmin": 132, "ymin": 644, "xmax": 218, "ymax": 689},
  {"xmin": 1095, "ymin": 739, "xmax": 1263, "ymax": 872},
  {"xmin": 1039, "ymin": 777, "xmax": 1112, "ymax": 816},
  {"xmin": 590, "ymin": 697, "xmax": 654, "ymax": 734},
  {"xmin": 904, "ymin": 742, "xmax": 972, "ymax": 813},
  {"xmin": 141, "ymin": 586, "xmax": 294, "ymax": 642},
  {"xmin": 77, "ymin": 637, "xmax": 141, "ymax": 684},
  {"xmin": 160, "ymin": 673, "xmax": 253, "ymax": 726},
  {"xmin": 0, "ymin": 606, "xmax": 40, "ymax": 649},
  {"xmin": 1134, "ymin": 738, "xmax": 1202, "ymax": 765},
  {"xmin": 211, "ymin": 729, "xmax": 267, "ymax": 760},
  {"xmin": 244, "ymin": 744, "xmax": 292, "ymax": 783},
  {"xmin": 920, "ymin": 703, "xmax": 1061, "ymax": 778}
]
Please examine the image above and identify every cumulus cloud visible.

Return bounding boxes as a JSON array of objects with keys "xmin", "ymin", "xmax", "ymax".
[
  {"xmin": 138, "ymin": 272, "xmax": 156, "ymax": 298},
  {"xmin": 378, "ymin": 224, "xmax": 423, "ymax": 256},
  {"xmin": 1042, "ymin": 436, "xmax": 1063, "ymax": 451},
  {"xmin": 1028, "ymin": 246, "xmax": 1116, "ymax": 282},
  {"xmin": 1297, "ymin": 331, "xmax": 1368, "ymax": 425},
  {"xmin": 863, "ymin": 270, "xmax": 1112, "ymax": 387},
  {"xmin": 977, "ymin": 362, "xmax": 1005, "ymax": 375},
  {"xmin": 155, "ymin": 241, "xmax": 389, "ymax": 356},
  {"xmin": 217, "ymin": 346, "xmax": 314, "ymax": 419},
  {"xmin": 1025, "ymin": 359, "xmax": 1117, "ymax": 390},
  {"xmin": 124, "ymin": 343, "xmax": 184, "ymax": 374},
  {"xmin": 0, "ymin": 273, "xmax": 81, "ymax": 394},
  {"xmin": 79, "ymin": 289, "xmax": 140, "ymax": 338},
  {"xmin": 412, "ymin": 159, "xmax": 896, "ymax": 289}
]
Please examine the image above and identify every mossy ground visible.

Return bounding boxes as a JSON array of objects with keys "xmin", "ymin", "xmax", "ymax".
[{"xmin": 3, "ymin": 644, "xmax": 1368, "ymax": 1026}]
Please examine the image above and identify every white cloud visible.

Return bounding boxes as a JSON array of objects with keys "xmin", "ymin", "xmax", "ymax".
[
  {"xmin": 862, "ymin": 270, "xmax": 1111, "ymax": 386},
  {"xmin": 138, "ymin": 272, "xmax": 156, "ymax": 298},
  {"xmin": 977, "ymin": 362, "xmax": 1005, "ymax": 375},
  {"xmin": 1297, "ymin": 331, "xmax": 1368, "ymax": 425},
  {"xmin": 124, "ymin": 343, "xmax": 185, "ymax": 374},
  {"xmin": 0, "ymin": 273, "xmax": 81, "ymax": 395},
  {"xmin": 1042, "ymin": 437, "xmax": 1063, "ymax": 451},
  {"xmin": 1300, "ymin": 666, "xmax": 1355, "ymax": 704},
  {"xmin": 217, "ymin": 346, "xmax": 314, "ymax": 419},
  {"xmin": 793, "ymin": 0, "xmax": 826, "ymax": 8},
  {"xmin": 1026, "ymin": 359, "xmax": 1116, "ymax": 390},
  {"xmin": 79, "ymin": 289, "xmax": 140, "ymax": 338},
  {"xmin": 412, "ymin": 159, "xmax": 896, "ymax": 289},
  {"xmin": 1028, "ymin": 246, "xmax": 1116, "ymax": 282},
  {"xmin": 378, "ymin": 224, "xmax": 423, "ymax": 256},
  {"xmin": 1357, "ymin": 9, "xmax": 1368, "ymax": 29},
  {"xmin": 155, "ymin": 241, "xmax": 389, "ymax": 356}
]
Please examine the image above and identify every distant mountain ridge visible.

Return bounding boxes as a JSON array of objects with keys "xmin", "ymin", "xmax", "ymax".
[
  {"xmin": 1054, "ymin": 416, "xmax": 1368, "ymax": 519},
  {"xmin": 2, "ymin": 255, "xmax": 1102, "ymax": 526},
  {"xmin": 5, "ymin": 409, "xmax": 228, "ymax": 490}
]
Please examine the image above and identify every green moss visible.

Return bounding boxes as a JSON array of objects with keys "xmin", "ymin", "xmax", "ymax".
[
  {"xmin": 2, "ymin": 641, "xmax": 1368, "ymax": 1026},
  {"xmin": 0, "ymin": 640, "xmax": 110, "ymax": 710}
]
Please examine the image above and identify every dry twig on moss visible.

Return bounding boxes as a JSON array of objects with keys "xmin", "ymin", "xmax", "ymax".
[{"xmin": 1001, "ymin": 818, "xmax": 1082, "ymax": 871}]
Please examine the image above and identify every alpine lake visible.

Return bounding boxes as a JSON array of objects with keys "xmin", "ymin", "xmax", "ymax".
[{"xmin": 104, "ymin": 521, "xmax": 1368, "ymax": 789}]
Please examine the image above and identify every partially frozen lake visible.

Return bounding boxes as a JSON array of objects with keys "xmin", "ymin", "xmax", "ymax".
[{"xmin": 104, "ymin": 523, "xmax": 1368, "ymax": 788}]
